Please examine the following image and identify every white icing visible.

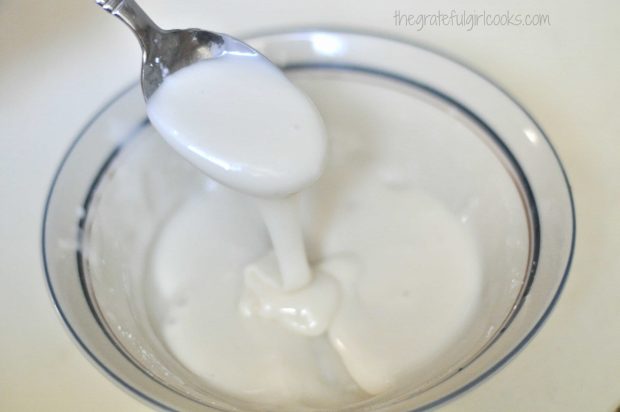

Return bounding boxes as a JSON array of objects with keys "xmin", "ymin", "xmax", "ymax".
[
  {"xmin": 144, "ymin": 54, "xmax": 483, "ymax": 406},
  {"xmin": 146, "ymin": 53, "xmax": 327, "ymax": 198}
]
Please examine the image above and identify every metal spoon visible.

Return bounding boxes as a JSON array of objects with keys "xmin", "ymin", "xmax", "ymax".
[{"xmin": 95, "ymin": 0, "xmax": 259, "ymax": 100}]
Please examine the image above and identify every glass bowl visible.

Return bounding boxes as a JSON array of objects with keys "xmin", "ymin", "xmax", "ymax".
[{"xmin": 42, "ymin": 29, "xmax": 575, "ymax": 411}]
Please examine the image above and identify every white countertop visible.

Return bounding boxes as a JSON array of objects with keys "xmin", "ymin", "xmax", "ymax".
[{"xmin": 1, "ymin": 0, "xmax": 619, "ymax": 410}]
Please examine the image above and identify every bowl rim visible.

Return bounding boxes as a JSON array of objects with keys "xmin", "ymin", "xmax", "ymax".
[{"xmin": 41, "ymin": 27, "xmax": 576, "ymax": 412}]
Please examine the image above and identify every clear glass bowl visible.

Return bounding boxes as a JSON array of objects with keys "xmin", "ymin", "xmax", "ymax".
[{"xmin": 42, "ymin": 30, "xmax": 575, "ymax": 411}]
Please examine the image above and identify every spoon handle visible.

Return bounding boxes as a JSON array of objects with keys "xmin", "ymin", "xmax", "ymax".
[{"xmin": 95, "ymin": 0, "xmax": 162, "ymax": 49}]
